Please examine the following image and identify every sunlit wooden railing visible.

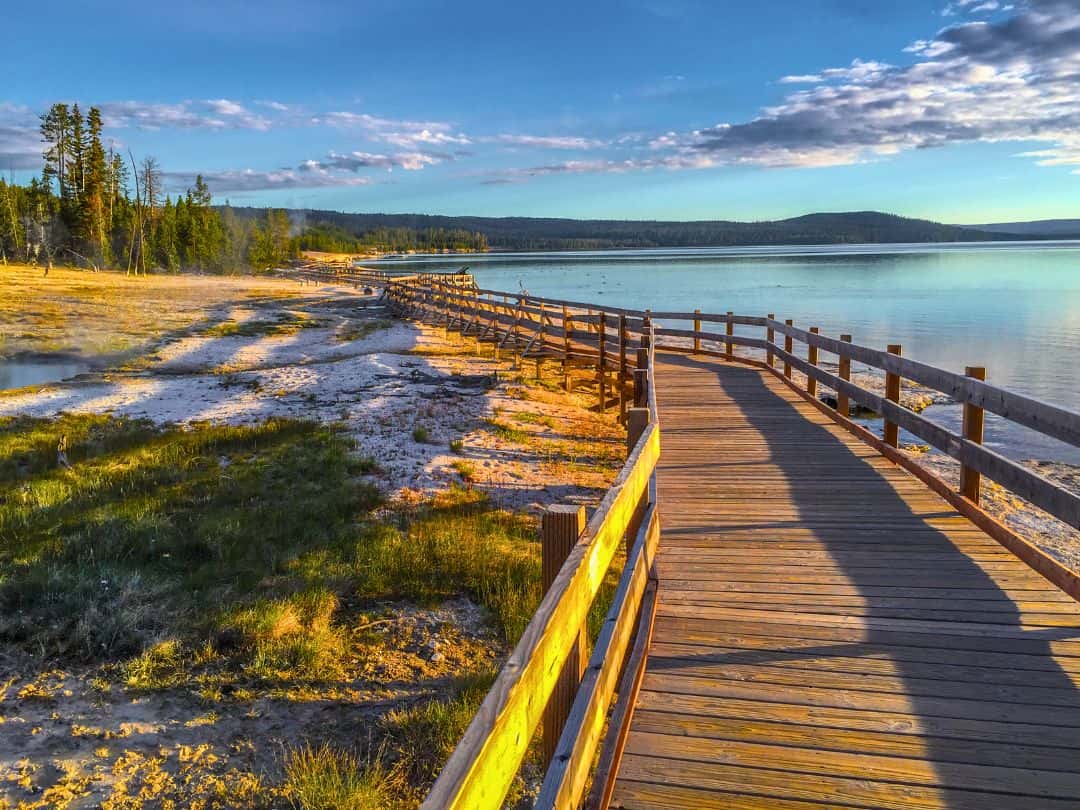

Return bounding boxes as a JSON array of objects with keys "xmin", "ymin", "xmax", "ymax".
[
  {"xmin": 385, "ymin": 277, "xmax": 661, "ymax": 810},
  {"xmin": 381, "ymin": 277, "xmax": 1080, "ymax": 808}
]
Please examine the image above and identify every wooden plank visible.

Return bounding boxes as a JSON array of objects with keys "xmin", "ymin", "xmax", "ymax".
[{"xmin": 615, "ymin": 754, "xmax": 1080, "ymax": 810}]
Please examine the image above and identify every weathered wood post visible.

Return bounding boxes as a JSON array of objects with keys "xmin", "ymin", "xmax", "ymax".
[
  {"xmin": 766, "ymin": 314, "xmax": 775, "ymax": 368},
  {"xmin": 541, "ymin": 504, "xmax": 587, "ymax": 767},
  {"xmin": 783, "ymin": 319, "xmax": 794, "ymax": 379},
  {"xmin": 884, "ymin": 344, "xmax": 902, "ymax": 447},
  {"xmin": 627, "ymin": 407, "xmax": 650, "ymax": 454},
  {"xmin": 807, "ymin": 327, "xmax": 820, "ymax": 397},
  {"xmin": 563, "ymin": 305, "xmax": 572, "ymax": 392},
  {"xmin": 597, "ymin": 313, "xmax": 607, "ymax": 413},
  {"xmin": 618, "ymin": 315, "xmax": 628, "ymax": 422},
  {"xmin": 960, "ymin": 366, "xmax": 986, "ymax": 504},
  {"xmin": 837, "ymin": 334, "xmax": 852, "ymax": 416},
  {"xmin": 693, "ymin": 309, "xmax": 701, "ymax": 354},
  {"xmin": 634, "ymin": 347, "xmax": 649, "ymax": 408},
  {"xmin": 536, "ymin": 301, "xmax": 546, "ymax": 381},
  {"xmin": 725, "ymin": 311, "xmax": 734, "ymax": 359}
]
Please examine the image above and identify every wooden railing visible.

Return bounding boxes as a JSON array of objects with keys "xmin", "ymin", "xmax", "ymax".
[
  {"xmin": 385, "ymin": 277, "xmax": 661, "ymax": 810},
  {"xmin": 381, "ymin": 276, "xmax": 1080, "ymax": 808}
]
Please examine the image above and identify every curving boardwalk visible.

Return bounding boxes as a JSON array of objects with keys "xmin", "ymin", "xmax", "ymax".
[{"xmin": 611, "ymin": 353, "xmax": 1080, "ymax": 809}]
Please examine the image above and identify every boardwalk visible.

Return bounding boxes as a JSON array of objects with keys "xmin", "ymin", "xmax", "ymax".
[{"xmin": 611, "ymin": 353, "xmax": 1080, "ymax": 809}]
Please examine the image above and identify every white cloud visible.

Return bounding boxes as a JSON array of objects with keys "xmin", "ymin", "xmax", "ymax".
[
  {"xmin": 100, "ymin": 99, "xmax": 272, "ymax": 131},
  {"xmin": 164, "ymin": 168, "xmax": 372, "ymax": 193},
  {"xmin": 648, "ymin": 0, "xmax": 1080, "ymax": 170},
  {"xmin": 482, "ymin": 134, "xmax": 607, "ymax": 150}
]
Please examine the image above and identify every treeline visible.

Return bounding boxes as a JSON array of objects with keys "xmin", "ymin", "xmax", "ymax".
[
  {"xmin": 0, "ymin": 102, "xmax": 295, "ymax": 273},
  {"xmin": 237, "ymin": 208, "xmax": 1016, "ymax": 252},
  {"xmin": 280, "ymin": 221, "xmax": 488, "ymax": 254}
]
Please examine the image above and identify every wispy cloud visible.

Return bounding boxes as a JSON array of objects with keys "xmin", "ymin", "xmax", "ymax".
[
  {"xmin": 481, "ymin": 134, "xmax": 608, "ymax": 150},
  {"xmin": 164, "ymin": 167, "xmax": 373, "ymax": 193},
  {"xmin": 650, "ymin": 0, "xmax": 1080, "ymax": 170},
  {"xmin": 99, "ymin": 99, "xmax": 273, "ymax": 131}
]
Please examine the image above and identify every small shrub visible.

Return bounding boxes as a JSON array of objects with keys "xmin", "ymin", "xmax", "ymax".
[
  {"xmin": 221, "ymin": 587, "xmax": 346, "ymax": 682},
  {"xmin": 411, "ymin": 426, "xmax": 430, "ymax": 443},
  {"xmin": 124, "ymin": 639, "xmax": 186, "ymax": 690},
  {"xmin": 283, "ymin": 743, "xmax": 398, "ymax": 810},
  {"xmin": 448, "ymin": 439, "xmax": 464, "ymax": 454},
  {"xmin": 484, "ymin": 419, "xmax": 527, "ymax": 444},
  {"xmin": 450, "ymin": 460, "xmax": 476, "ymax": 482}
]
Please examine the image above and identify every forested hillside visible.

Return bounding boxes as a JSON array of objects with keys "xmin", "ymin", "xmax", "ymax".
[{"xmin": 231, "ymin": 207, "xmax": 1015, "ymax": 252}]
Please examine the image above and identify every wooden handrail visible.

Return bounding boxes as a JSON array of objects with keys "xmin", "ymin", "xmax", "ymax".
[
  {"xmin": 390, "ymin": 274, "xmax": 662, "ymax": 810},
  {"xmin": 380, "ymin": 275, "xmax": 1080, "ymax": 810}
]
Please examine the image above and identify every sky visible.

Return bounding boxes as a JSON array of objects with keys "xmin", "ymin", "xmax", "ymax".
[{"xmin": 2, "ymin": 0, "xmax": 1078, "ymax": 223}]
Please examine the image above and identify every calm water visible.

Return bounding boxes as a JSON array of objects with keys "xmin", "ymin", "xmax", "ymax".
[
  {"xmin": 0, "ymin": 360, "xmax": 87, "ymax": 391},
  {"xmin": 374, "ymin": 242, "xmax": 1080, "ymax": 464}
]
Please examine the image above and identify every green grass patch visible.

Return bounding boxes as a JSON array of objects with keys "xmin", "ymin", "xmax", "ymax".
[
  {"xmin": 284, "ymin": 742, "xmax": 400, "ymax": 810},
  {"xmin": 411, "ymin": 425, "xmax": 431, "ymax": 443},
  {"xmin": 484, "ymin": 419, "xmax": 528, "ymax": 445},
  {"xmin": 201, "ymin": 312, "xmax": 326, "ymax": 339},
  {"xmin": 335, "ymin": 319, "xmax": 393, "ymax": 344},
  {"xmin": 450, "ymin": 459, "xmax": 476, "ymax": 482},
  {"xmin": 511, "ymin": 411, "xmax": 556, "ymax": 428},
  {"xmin": 0, "ymin": 413, "xmax": 379, "ymax": 662}
]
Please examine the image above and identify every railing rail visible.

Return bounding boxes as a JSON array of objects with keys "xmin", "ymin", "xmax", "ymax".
[
  {"xmin": 385, "ymin": 277, "xmax": 661, "ymax": 810},
  {"xmin": 377, "ymin": 275, "xmax": 1080, "ymax": 809}
]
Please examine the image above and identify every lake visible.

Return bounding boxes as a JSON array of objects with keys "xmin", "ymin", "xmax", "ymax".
[{"xmin": 372, "ymin": 242, "xmax": 1080, "ymax": 465}]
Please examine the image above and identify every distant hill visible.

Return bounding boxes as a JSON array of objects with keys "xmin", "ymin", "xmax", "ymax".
[
  {"xmin": 964, "ymin": 219, "xmax": 1080, "ymax": 238},
  {"xmin": 226, "ymin": 207, "xmax": 1032, "ymax": 251}
]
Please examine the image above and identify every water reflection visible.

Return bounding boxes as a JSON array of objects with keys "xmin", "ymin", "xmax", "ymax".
[{"xmin": 0, "ymin": 360, "xmax": 88, "ymax": 391}]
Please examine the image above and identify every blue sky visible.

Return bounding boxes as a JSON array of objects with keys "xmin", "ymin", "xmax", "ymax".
[{"xmin": 3, "ymin": 0, "xmax": 1078, "ymax": 222}]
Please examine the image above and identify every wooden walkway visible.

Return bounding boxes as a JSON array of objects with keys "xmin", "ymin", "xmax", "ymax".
[{"xmin": 611, "ymin": 353, "xmax": 1080, "ymax": 809}]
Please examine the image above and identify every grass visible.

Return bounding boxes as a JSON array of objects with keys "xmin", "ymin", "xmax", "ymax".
[
  {"xmin": 281, "ymin": 668, "xmax": 504, "ymax": 809},
  {"xmin": 512, "ymin": 411, "xmax": 557, "ymax": 428},
  {"xmin": 336, "ymin": 319, "xmax": 393, "ymax": 343},
  {"xmin": 284, "ymin": 743, "xmax": 399, "ymax": 810},
  {"xmin": 411, "ymin": 425, "xmax": 431, "ymax": 443},
  {"xmin": 0, "ymin": 263, "xmax": 303, "ymax": 361},
  {"xmin": 0, "ymin": 413, "xmax": 379, "ymax": 662},
  {"xmin": 484, "ymin": 418, "xmax": 528, "ymax": 444},
  {"xmin": 200, "ymin": 312, "xmax": 327, "ymax": 338},
  {"xmin": 448, "ymin": 439, "xmax": 464, "ymax": 454},
  {"xmin": 451, "ymin": 459, "xmax": 476, "ymax": 482},
  {"xmin": 382, "ymin": 669, "xmax": 499, "ymax": 785},
  {"xmin": 0, "ymin": 412, "xmax": 554, "ymax": 668}
]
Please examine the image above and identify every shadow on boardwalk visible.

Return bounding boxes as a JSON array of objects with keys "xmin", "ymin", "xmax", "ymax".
[{"xmin": 621, "ymin": 354, "xmax": 1080, "ymax": 809}]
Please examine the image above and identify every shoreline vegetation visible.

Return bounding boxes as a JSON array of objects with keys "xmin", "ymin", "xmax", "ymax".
[{"xmin": 0, "ymin": 265, "xmax": 622, "ymax": 808}]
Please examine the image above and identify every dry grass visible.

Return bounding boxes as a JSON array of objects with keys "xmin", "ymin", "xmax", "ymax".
[{"xmin": 0, "ymin": 263, "xmax": 303, "ymax": 362}]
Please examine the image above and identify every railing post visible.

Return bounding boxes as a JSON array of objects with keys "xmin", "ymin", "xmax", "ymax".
[
  {"xmin": 598, "ymin": 314, "xmax": 607, "ymax": 413},
  {"xmin": 627, "ymin": 407, "xmax": 650, "ymax": 454},
  {"xmin": 693, "ymin": 309, "xmax": 701, "ymax": 354},
  {"xmin": 725, "ymin": 311, "xmax": 734, "ymax": 359},
  {"xmin": 837, "ymin": 334, "xmax": 852, "ymax": 416},
  {"xmin": 807, "ymin": 327, "xmax": 819, "ymax": 397},
  {"xmin": 783, "ymin": 319, "xmax": 793, "ymax": 379},
  {"xmin": 541, "ymin": 505, "xmax": 587, "ymax": 768},
  {"xmin": 960, "ymin": 366, "xmax": 986, "ymax": 504},
  {"xmin": 766, "ymin": 314, "xmax": 775, "ymax": 368},
  {"xmin": 884, "ymin": 344, "xmax": 902, "ymax": 447},
  {"xmin": 618, "ymin": 315, "xmax": 628, "ymax": 422},
  {"xmin": 563, "ymin": 305, "xmax": 572, "ymax": 392}
]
